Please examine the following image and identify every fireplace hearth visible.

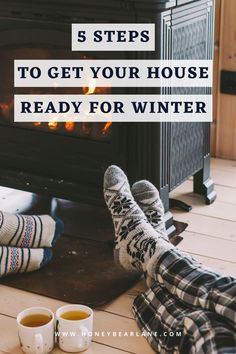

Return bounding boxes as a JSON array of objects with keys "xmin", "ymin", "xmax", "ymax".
[{"xmin": 0, "ymin": 0, "xmax": 216, "ymax": 237}]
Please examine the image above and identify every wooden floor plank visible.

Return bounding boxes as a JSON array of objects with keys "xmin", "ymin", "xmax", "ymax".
[
  {"xmin": 178, "ymin": 231, "xmax": 236, "ymax": 264},
  {"xmin": 171, "ymin": 193, "xmax": 236, "ymax": 222},
  {"xmin": 211, "ymin": 169, "xmax": 236, "ymax": 189},
  {"xmin": 101, "ymin": 279, "xmax": 148, "ymax": 318},
  {"xmin": 212, "ymin": 184, "xmax": 236, "ymax": 204},
  {"xmin": 211, "ymin": 158, "xmax": 236, "ymax": 172},
  {"xmin": 172, "ymin": 211, "xmax": 236, "ymax": 242},
  {"xmin": 0, "ymin": 285, "xmax": 66, "ymax": 317},
  {"xmin": 101, "ymin": 293, "xmax": 135, "ymax": 319},
  {"xmin": 0, "ymin": 282, "xmax": 146, "ymax": 321},
  {"xmin": 92, "ymin": 312, "xmax": 154, "ymax": 354},
  {"xmin": 182, "ymin": 252, "xmax": 236, "ymax": 277},
  {"xmin": 170, "ymin": 179, "xmax": 236, "ymax": 222}
]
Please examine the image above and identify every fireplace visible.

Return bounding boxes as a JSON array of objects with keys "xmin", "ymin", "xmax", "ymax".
[{"xmin": 0, "ymin": 0, "xmax": 216, "ymax": 236}]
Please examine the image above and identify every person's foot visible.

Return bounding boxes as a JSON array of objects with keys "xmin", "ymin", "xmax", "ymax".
[
  {"xmin": 104, "ymin": 165, "xmax": 172, "ymax": 272},
  {"xmin": 131, "ymin": 180, "xmax": 169, "ymax": 241},
  {"xmin": 0, "ymin": 212, "xmax": 64, "ymax": 248},
  {"xmin": 0, "ymin": 246, "xmax": 53, "ymax": 277}
]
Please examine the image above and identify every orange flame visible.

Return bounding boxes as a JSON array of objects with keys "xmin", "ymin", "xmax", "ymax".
[
  {"xmin": 0, "ymin": 103, "xmax": 9, "ymax": 115},
  {"xmin": 48, "ymin": 117, "xmax": 58, "ymax": 130},
  {"xmin": 102, "ymin": 122, "xmax": 112, "ymax": 135},
  {"xmin": 65, "ymin": 121, "xmax": 75, "ymax": 132},
  {"xmin": 82, "ymin": 79, "xmax": 97, "ymax": 95},
  {"xmin": 0, "ymin": 102, "xmax": 12, "ymax": 118},
  {"xmin": 41, "ymin": 79, "xmax": 112, "ymax": 135}
]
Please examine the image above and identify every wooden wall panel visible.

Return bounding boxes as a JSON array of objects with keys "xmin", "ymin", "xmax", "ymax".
[
  {"xmin": 216, "ymin": 0, "xmax": 236, "ymax": 159},
  {"xmin": 211, "ymin": 0, "xmax": 221, "ymax": 156}
]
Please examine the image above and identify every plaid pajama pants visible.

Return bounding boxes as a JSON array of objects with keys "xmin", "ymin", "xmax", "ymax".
[{"xmin": 133, "ymin": 249, "xmax": 236, "ymax": 353}]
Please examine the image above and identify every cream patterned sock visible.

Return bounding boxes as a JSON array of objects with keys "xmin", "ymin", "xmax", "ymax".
[
  {"xmin": 104, "ymin": 165, "xmax": 173, "ymax": 273},
  {"xmin": 0, "ymin": 246, "xmax": 52, "ymax": 277},
  {"xmin": 0, "ymin": 212, "xmax": 64, "ymax": 248}
]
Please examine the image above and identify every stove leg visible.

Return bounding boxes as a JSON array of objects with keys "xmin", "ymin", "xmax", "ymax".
[
  {"xmin": 193, "ymin": 155, "xmax": 217, "ymax": 205},
  {"xmin": 159, "ymin": 185, "xmax": 176, "ymax": 238},
  {"xmin": 169, "ymin": 198, "xmax": 192, "ymax": 212}
]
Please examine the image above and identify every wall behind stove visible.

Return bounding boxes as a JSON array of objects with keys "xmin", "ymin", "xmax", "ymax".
[{"xmin": 213, "ymin": 0, "xmax": 236, "ymax": 160}]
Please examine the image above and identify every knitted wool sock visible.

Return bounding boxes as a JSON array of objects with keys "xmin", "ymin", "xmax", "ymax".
[
  {"xmin": 104, "ymin": 165, "xmax": 173, "ymax": 272},
  {"xmin": 132, "ymin": 180, "xmax": 169, "ymax": 241},
  {"xmin": 132, "ymin": 181, "xmax": 172, "ymax": 286},
  {"xmin": 0, "ymin": 212, "xmax": 64, "ymax": 248},
  {"xmin": 0, "ymin": 246, "xmax": 52, "ymax": 277}
]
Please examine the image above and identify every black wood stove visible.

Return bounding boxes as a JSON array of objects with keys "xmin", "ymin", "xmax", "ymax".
[{"xmin": 0, "ymin": 0, "xmax": 216, "ymax": 236}]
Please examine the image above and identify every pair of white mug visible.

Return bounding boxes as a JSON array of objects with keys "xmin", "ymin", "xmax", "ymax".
[{"xmin": 17, "ymin": 304, "xmax": 93, "ymax": 354}]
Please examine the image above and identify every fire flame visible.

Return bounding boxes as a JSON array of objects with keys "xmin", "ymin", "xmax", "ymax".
[
  {"xmin": 65, "ymin": 121, "xmax": 75, "ymax": 132},
  {"xmin": 102, "ymin": 122, "xmax": 112, "ymax": 135},
  {"xmin": 0, "ymin": 103, "xmax": 10, "ymax": 116},
  {"xmin": 0, "ymin": 99, "xmax": 14, "ymax": 118},
  {"xmin": 27, "ymin": 79, "xmax": 112, "ymax": 135},
  {"xmin": 48, "ymin": 117, "xmax": 58, "ymax": 130},
  {"xmin": 83, "ymin": 79, "xmax": 97, "ymax": 95},
  {"xmin": 62, "ymin": 80, "xmax": 96, "ymax": 132}
]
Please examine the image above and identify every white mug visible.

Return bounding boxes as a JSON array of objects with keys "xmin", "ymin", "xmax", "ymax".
[
  {"xmin": 17, "ymin": 307, "xmax": 54, "ymax": 354},
  {"xmin": 56, "ymin": 304, "xmax": 93, "ymax": 352}
]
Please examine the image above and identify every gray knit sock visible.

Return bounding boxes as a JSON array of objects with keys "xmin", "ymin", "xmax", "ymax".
[
  {"xmin": 104, "ymin": 165, "xmax": 173, "ymax": 273},
  {"xmin": 132, "ymin": 180, "xmax": 169, "ymax": 241}
]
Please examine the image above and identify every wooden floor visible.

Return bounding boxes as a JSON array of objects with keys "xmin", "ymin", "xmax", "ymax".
[{"xmin": 0, "ymin": 157, "xmax": 236, "ymax": 354}]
